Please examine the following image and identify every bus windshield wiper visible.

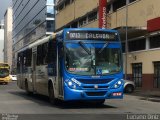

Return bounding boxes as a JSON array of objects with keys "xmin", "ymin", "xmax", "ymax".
[
  {"xmin": 78, "ymin": 41, "xmax": 91, "ymax": 55},
  {"xmin": 64, "ymin": 47, "xmax": 72, "ymax": 61},
  {"xmin": 98, "ymin": 42, "xmax": 109, "ymax": 53}
]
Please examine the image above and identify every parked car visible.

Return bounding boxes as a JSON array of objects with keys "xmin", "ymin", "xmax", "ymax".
[
  {"xmin": 124, "ymin": 80, "xmax": 135, "ymax": 93},
  {"xmin": 9, "ymin": 75, "xmax": 17, "ymax": 81}
]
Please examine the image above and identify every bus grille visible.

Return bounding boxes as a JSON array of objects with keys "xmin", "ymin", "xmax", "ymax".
[
  {"xmin": 82, "ymin": 86, "xmax": 108, "ymax": 89},
  {"xmin": 85, "ymin": 92, "xmax": 106, "ymax": 96},
  {"xmin": 78, "ymin": 79, "xmax": 113, "ymax": 84}
]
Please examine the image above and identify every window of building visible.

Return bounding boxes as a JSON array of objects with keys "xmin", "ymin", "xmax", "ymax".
[
  {"xmin": 79, "ymin": 17, "xmax": 87, "ymax": 27},
  {"xmin": 0, "ymin": 25, "xmax": 4, "ymax": 29},
  {"xmin": 47, "ymin": 6, "xmax": 54, "ymax": 17},
  {"xmin": 71, "ymin": 22, "xmax": 78, "ymax": 28},
  {"xmin": 47, "ymin": 20, "xmax": 54, "ymax": 32},
  {"xmin": 65, "ymin": 0, "xmax": 70, "ymax": 7},
  {"xmin": 58, "ymin": 4, "xmax": 64, "ymax": 11},
  {"xmin": 153, "ymin": 62, "xmax": 160, "ymax": 88},
  {"xmin": 113, "ymin": 0, "xmax": 126, "ymax": 11},
  {"xmin": 57, "ymin": 0, "xmax": 74, "ymax": 11},
  {"xmin": 65, "ymin": 25, "xmax": 71, "ymax": 28},
  {"xmin": 132, "ymin": 63, "xmax": 142, "ymax": 87},
  {"xmin": 88, "ymin": 11, "xmax": 97, "ymax": 23},
  {"xmin": 128, "ymin": 38, "xmax": 146, "ymax": 52},
  {"xmin": 150, "ymin": 35, "xmax": 160, "ymax": 49},
  {"xmin": 129, "ymin": 0, "xmax": 136, "ymax": 3},
  {"xmin": 106, "ymin": 4, "xmax": 111, "ymax": 13},
  {"xmin": 70, "ymin": 0, "xmax": 75, "ymax": 4},
  {"xmin": 122, "ymin": 42, "xmax": 126, "ymax": 53},
  {"xmin": 47, "ymin": 0, "xmax": 54, "ymax": 4}
]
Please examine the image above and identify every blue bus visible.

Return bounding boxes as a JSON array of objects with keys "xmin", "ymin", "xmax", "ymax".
[{"xmin": 17, "ymin": 28, "xmax": 124, "ymax": 105}]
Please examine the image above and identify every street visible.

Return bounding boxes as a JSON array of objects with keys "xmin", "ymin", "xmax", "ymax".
[{"xmin": 0, "ymin": 82, "xmax": 160, "ymax": 120}]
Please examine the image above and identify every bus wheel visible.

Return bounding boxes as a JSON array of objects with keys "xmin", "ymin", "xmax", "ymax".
[
  {"xmin": 125, "ymin": 85, "xmax": 134, "ymax": 93},
  {"xmin": 4, "ymin": 82, "xmax": 8, "ymax": 85},
  {"xmin": 48, "ymin": 84, "xmax": 58, "ymax": 105}
]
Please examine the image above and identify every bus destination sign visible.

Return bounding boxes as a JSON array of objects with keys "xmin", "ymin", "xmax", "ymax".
[{"xmin": 66, "ymin": 31, "xmax": 117, "ymax": 41}]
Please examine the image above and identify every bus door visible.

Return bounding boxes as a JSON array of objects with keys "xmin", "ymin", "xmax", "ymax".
[
  {"xmin": 32, "ymin": 52, "xmax": 37, "ymax": 92},
  {"xmin": 58, "ymin": 42, "xmax": 64, "ymax": 97}
]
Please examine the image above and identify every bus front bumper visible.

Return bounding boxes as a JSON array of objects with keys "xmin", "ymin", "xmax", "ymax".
[
  {"xmin": 0, "ymin": 80, "xmax": 10, "ymax": 83},
  {"xmin": 64, "ymin": 86, "xmax": 123, "ymax": 101},
  {"xmin": 0, "ymin": 77, "xmax": 11, "ymax": 83}
]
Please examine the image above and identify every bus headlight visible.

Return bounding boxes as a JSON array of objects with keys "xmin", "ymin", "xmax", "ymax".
[
  {"xmin": 65, "ymin": 78, "xmax": 81, "ymax": 89},
  {"xmin": 118, "ymin": 81, "xmax": 122, "ymax": 85},
  {"xmin": 112, "ymin": 80, "xmax": 123, "ymax": 89},
  {"xmin": 68, "ymin": 81, "xmax": 73, "ymax": 86},
  {"xmin": 114, "ymin": 84, "xmax": 118, "ymax": 88}
]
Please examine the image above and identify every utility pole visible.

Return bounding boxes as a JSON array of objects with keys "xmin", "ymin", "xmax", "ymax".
[{"xmin": 125, "ymin": 0, "xmax": 129, "ymax": 80}]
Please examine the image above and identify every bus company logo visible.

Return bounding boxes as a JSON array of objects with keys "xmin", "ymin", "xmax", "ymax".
[{"xmin": 94, "ymin": 85, "xmax": 98, "ymax": 89}]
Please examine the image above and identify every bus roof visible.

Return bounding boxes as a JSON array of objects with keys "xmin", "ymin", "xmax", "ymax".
[
  {"xmin": 0, "ymin": 63, "xmax": 9, "ymax": 68},
  {"xmin": 17, "ymin": 33, "xmax": 56, "ymax": 53},
  {"xmin": 63, "ymin": 28, "xmax": 118, "ymax": 33},
  {"xmin": 17, "ymin": 28, "xmax": 119, "ymax": 53}
]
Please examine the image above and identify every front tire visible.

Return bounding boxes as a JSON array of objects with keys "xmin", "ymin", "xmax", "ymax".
[
  {"xmin": 4, "ymin": 82, "xmax": 8, "ymax": 85},
  {"xmin": 48, "ymin": 84, "xmax": 58, "ymax": 105},
  {"xmin": 125, "ymin": 85, "xmax": 134, "ymax": 93}
]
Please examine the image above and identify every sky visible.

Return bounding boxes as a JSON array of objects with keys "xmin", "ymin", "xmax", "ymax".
[{"xmin": 0, "ymin": 0, "xmax": 12, "ymax": 21}]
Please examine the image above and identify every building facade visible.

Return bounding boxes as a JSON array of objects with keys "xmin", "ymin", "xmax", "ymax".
[
  {"xmin": 4, "ymin": 7, "xmax": 13, "ymax": 71},
  {"xmin": 56, "ymin": 0, "xmax": 160, "ymax": 91},
  {"xmin": 12, "ymin": 0, "xmax": 56, "ymax": 70},
  {"xmin": 0, "ymin": 21, "xmax": 4, "ymax": 62}
]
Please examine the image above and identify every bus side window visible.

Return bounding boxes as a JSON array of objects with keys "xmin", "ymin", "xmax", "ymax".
[
  {"xmin": 37, "ymin": 42, "xmax": 48, "ymax": 65},
  {"xmin": 17, "ymin": 52, "xmax": 24, "ymax": 73},
  {"xmin": 25, "ymin": 49, "xmax": 32, "ymax": 67},
  {"xmin": 58, "ymin": 42, "xmax": 64, "ymax": 58},
  {"xmin": 48, "ymin": 40, "xmax": 57, "ymax": 63},
  {"xmin": 17, "ymin": 53, "xmax": 21, "ymax": 73},
  {"xmin": 37, "ymin": 45, "xmax": 43, "ymax": 65},
  {"xmin": 23, "ymin": 50, "xmax": 27, "ymax": 73},
  {"xmin": 43, "ymin": 42, "xmax": 48, "ymax": 64},
  {"xmin": 47, "ymin": 39, "xmax": 57, "ymax": 76}
]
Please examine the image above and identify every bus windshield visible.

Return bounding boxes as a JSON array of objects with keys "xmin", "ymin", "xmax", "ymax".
[
  {"xmin": 65, "ymin": 42, "xmax": 122, "ymax": 76},
  {"xmin": 0, "ymin": 68, "xmax": 9, "ymax": 78}
]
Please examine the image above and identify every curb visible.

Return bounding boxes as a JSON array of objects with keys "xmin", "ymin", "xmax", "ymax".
[
  {"xmin": 140, "ymin": 97, "xmax": 160, "ymax": 102},
  {"xmin": 148, "ymin": 98, "xmax": 160, "ymax": 102}
]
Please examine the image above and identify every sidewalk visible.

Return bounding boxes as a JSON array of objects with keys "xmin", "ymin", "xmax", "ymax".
[{"xmin": 130, "ymin": 89, "xmax": 160, "ymax": 102}]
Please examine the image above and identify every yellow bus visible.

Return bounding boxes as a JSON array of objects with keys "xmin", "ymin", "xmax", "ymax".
[{"xmin": 0, "ymin": 63, "xmax": 11, "ymax": 84}]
